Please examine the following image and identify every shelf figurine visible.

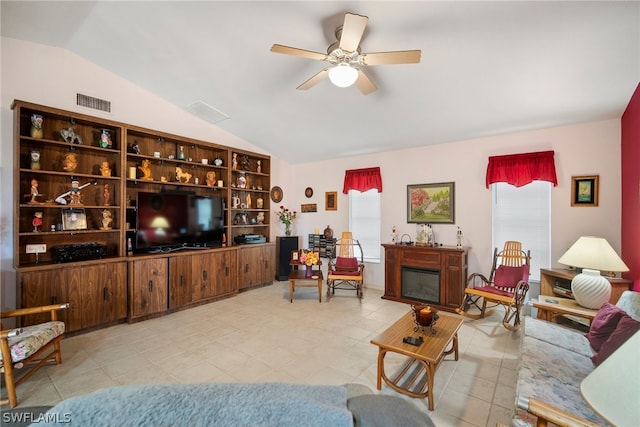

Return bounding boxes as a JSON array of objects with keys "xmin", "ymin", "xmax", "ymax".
[
  {"xmin": 69, "ymin": 179, "xmax": 82, "ymax": 205},
  {"xmin": 100, "ymin": 210, "xmax": 113, "ymax": 230},
  {"xmin": 30, "ymin": 150, "xmax": 41, "ymax": 170},
  {"xmin": 60, "ymin": 126, "xmax": 82, "ymax": 144},
  {"xmin": 130, "ymin": 141, "xmax": 141, "ymax": 155},
  {"xmin": 99, "ymin": 129, "xmax": 113, "ymax": 149},
  {"xmin": 206, "ymin": 171, "xmax": 216, "ymax": 187},
  {"xmin": 138, "ymin": 159, "xmax": 153, "ymax": 181},
  {"xmin": 32, "ymin": 211, "xmax": 43, "ymax": 232},
  {"xmin": 232, "ymin": 153, "xmax": 238, "ymax": 170},
  {"xmin": 257, "ymin": 212, "xmax": 265, "ymax": 224},
  {"xmin": 27, "ymin": 178, "xmax": 43, "ymax": 204},
  {"xmin": 256, "ymin": 196, "xmax": 263, "ymax": 209},
  {"xmin": 246, "ymin": 193, "xmax": 252, "ymax": 209},
  {"xmin": 256, "ymin": 160, "xmax": 261, "ymax": 173},
  {"xmin": 30, "ymin": 114, "xmax": 44, "ymax": 139},
  {"xmin": 175, "ymin": 166, "xmax": 192, "ymax": 183},
  {"xmin": 100, "ymin": 161, "xmax": 112, "ymax": 177},
  {"xmin": 62, "ymin": 152, "xmax": 79, "ymax": 172},
  {"xmin": 103, "ymin": 184, "xmax": 111, "ymax": 206}
]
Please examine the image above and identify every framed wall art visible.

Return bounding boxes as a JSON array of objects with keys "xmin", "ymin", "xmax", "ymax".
[
  {"xmin": 407, "ymin": 182, "xmax": 455, "ymax": 224},
  {"xmin": 61, "ymin": 208, "xmax": 88, "ymax": 231},
  {"xmin": 325, "ymin": 191, "xmax": 337, "ymax": 211},
  {"xmin": 571, "ymin": 175, "xmax": 599, "ymax": 207},
  {"xmin": 300, "ymin": 203, "xmax": 317, "ymax": 213}
]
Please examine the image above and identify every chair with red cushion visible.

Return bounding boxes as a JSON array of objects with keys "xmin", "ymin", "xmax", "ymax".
[
  {"xmin": 327, "ymin": 232, "xmax": 365, "ymax": 299},
  {"xmin": 456, "ymin": 241, "xmax": 531, "ymax": 331}
]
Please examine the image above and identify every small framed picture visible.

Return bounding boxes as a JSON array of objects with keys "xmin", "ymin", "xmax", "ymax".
[
  {"xmin": 291, "ymin": 250, "xmax": 299, "ymax": 262},
  {"xmin": 61, "ymin": 208, "xmax": 88, "ymax": 231},
  {"xmin": 325, "ymin": 191, "xmax": 337, "ymax": 211},
  {"xmin": 571, "ymin": 175, "xmax": 599, "ymax": 207}
]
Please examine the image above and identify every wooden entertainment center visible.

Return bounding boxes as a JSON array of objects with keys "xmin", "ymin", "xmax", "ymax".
[
  {"xmin": 13, "ymin": 100, "xmax": 274, "ymax": 333},
  {"xmin": 382, "ymin": 244, "xmax": 469, "ymax": 312}
]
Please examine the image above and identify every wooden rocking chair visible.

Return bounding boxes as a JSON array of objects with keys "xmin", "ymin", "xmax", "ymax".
[
  {"xmin": 456, "ymin": 241, "xmax": 530, "ymax": 331},
  {"xmin": 326, "ymin": 232, "xmax": 365, "ymax": 299}
]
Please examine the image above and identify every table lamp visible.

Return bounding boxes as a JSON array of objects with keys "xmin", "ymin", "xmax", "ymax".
[
  {"xmin": 580, "ymin": 331, "xmax": 640, "ymax": 426},
  {"xmin": 557, "ymin": 236, "xmax": 629, "ymax": 309}
]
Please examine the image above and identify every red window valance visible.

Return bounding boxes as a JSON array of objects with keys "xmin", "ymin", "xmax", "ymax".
[
  {"xmin": 486, "ymin": 150, "xmax": 558, "ymax": 188},
  {"xmin": 343, "ymin": 167, "xmax": 383, "ymax": 194}
]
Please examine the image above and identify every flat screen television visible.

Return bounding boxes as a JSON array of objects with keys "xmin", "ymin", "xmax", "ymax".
[{"xmin": 135, "ymin": 191, "xmax": 224, "ymax": 253}]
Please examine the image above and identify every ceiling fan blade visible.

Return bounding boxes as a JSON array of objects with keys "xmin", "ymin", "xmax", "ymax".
[
  {"xmin": 271, "ymin": 44, "xmax": 327, "ymax": 61},
  {"xmin": 355, "ymin": 69, "xmax": 377, "ymax": 95},
  {"xmin": 296, "ymin": 68, "xmax": 330, "ymax": 90},
  {"xmin": 362, "ymin": 50, "xmax": 422, "ymax": 65},
  {"xmin": 339, "ymin": 13, "xmax": 368, "ymax": 52}
]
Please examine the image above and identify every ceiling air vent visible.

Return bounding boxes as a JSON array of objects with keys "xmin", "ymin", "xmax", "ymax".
[
  {"xmin": 76, "ymin": 93, "xmax": 111, "ymax": 113},
  {"xmin": 185, "ymin": 100, "xmax": 229, "ymax": 124}
]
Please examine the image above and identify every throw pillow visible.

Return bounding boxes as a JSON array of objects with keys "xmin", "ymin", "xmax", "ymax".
[
  {"xmin": 347, "ymin": 395, "xmax": 435, "ymax": 427},
  {"xmin": 493, "ymin": 265, "xmax": 529, "ymax": 289},
  {"xmin": 585, "ymin": 302, "xmax": 626, "ymax": 351},
  {"xmin": 591, "ymin": 315, "xmax": 640, "ymax": 366}
]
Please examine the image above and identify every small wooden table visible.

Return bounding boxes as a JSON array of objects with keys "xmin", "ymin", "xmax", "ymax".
[
  {"xmin": 370, "ymin": 311, "xmax": 463, "ymax": 411},
  {"xmin": 288, "ymin": 269, "xmax": 323, "ymax": 303},
  {"xmin": 533, "ymin": 295, "xmax": 598, "ymax": 325}
]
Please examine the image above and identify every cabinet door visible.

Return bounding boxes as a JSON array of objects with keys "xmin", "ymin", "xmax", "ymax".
[
  {"xmin": 259, "ymin": 244, "xmax": 275, "ymax": 284},
  {"xmin": 100, "ymin": 262, "xmax": 128, "ymax": 323},
  {"xmin": 20, "ymin": 269, "xmax": 71, "ymax": 327},
  {"xmin": 237, "ymin": 247, "xmax": 260, "ymax": 290},
  {"xmin": 384, "ymin": 248, "xmax": 399, "ymax": 298},
  {"xmin": 442, "ymin": 253, "xmax": 465, "ymax": 308},
  {"xmin": 190, "ymin": 253, "xmax": 215, "ymax": 301},
  {"xmin": 169, "ymin": 256, "xmax": 193, "ymax": 309},
  {"xmin": 131, "ymin": 258, "xmax": 168, "ymax": 318},
  {"xmin": 210, "ymin": 250, "xmax": 237, "ymax": 296}
]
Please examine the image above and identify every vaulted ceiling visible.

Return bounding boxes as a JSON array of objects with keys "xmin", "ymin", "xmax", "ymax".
[{"xmin": 2, "ymin": 1, "xmax": 638, "ymax": 164}]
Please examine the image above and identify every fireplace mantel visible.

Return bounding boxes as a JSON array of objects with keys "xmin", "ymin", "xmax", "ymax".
[{"xmin": 382, "ymin": 244, "xmax": 469, "ymax": 312}]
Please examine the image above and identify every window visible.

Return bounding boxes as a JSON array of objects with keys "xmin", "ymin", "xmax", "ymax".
[
  {"xmin": 349, "ymin": 189, "xmax": 381, "ymax": 263},
  {"xmin": 492, "ymin": 181, "xmax": 551, "ymax": 281}
]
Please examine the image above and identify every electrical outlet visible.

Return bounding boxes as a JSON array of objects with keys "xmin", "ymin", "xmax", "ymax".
[{"xmin": 26, "ymin": 244, "xmax": 47, "ymax": 254}]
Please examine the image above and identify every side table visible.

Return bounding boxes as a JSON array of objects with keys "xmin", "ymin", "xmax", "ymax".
[{"xmin": 533, "ymin": 295, "xmax": 598, "ymax": 326}]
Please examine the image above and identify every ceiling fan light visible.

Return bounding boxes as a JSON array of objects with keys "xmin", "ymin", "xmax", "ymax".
[{"xmin": 328, "ymin": 64, "xmax": 358, "ymax": 88}]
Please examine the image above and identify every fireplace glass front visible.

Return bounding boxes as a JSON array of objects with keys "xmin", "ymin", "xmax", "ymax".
[{"xmin": 401, "ymin": 266, "xmax": 440, "ymax": 304}]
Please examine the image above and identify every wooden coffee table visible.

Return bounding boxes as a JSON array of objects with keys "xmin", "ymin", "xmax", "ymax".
[{"xmin": 370, "ymin": 311, "xmax": 463, "ymax": 411}]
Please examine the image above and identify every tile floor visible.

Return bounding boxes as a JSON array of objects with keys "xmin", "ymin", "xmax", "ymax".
[{"xmin": 3, "ymin": 282, "xmax": 523, "ymax": 426}]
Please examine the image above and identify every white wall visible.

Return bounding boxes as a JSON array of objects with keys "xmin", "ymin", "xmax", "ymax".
[
  {"xmin": 290, "ymin": 119, "xmax": 622, "ymax": 290},
  {"xmin": 2, "ymin": 37, "xmax": 622, "ymax": 306}
]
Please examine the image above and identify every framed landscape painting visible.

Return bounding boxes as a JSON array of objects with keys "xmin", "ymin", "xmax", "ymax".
[{"xmin": 407, "ymin": 182, "xmax": 455, "ymax": 223}]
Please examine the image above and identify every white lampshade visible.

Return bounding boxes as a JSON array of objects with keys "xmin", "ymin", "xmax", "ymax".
[
  {"xmin": 558, "ymin": 236, "xmax": 629, "ymax": 309},
  {"xmin": 328, "ymin": 64, "xmax": 358, "ymax": 88},
  {"xmin": 558, "ymin": 236, "xmax": 629, "ymax": 272},
  {"xmin": 581, "ymin": 331, "xmax": 640, "ymax": 426}
]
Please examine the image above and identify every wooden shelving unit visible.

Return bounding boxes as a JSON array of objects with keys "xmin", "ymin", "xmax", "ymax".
[{"xmin": 12, "ymin": 100, "xmax": 273, "ymax": 332}]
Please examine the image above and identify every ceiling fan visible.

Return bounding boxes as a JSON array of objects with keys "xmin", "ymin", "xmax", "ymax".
[{"xmin": 271, "ymin": 12, "xmax": 421, "ymax": 95}]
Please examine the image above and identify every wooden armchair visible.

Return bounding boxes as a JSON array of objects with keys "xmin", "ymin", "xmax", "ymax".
[{"xmin": 1, "ymin": 303, "xmax": 69, "ymax": 407}]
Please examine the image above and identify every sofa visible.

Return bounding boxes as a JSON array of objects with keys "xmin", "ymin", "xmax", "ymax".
[{"xmin": 513, "ymin": 290, "xmax": 640, "ymax": 426}]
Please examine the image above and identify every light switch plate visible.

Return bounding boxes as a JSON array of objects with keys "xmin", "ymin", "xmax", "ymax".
[{"xmin": 26, "ymin": 243, "xmax": 47, "ymax": 254}]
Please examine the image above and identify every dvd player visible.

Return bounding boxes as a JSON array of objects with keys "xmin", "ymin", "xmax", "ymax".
[{"xmin": 234, "ymin": 234, "xmax": 267, "ymax": 244}]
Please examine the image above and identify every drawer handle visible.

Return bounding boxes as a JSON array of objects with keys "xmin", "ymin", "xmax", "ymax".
[
  {"xmin": 203, "ymin": 270, "xmax": 207, "ymax": 280},
  {"xmin": 148, "ymin": 280, "xmax": 153, "ymax": 292},
  {"xmin": 245, "ymin": 264, "xmax": 249, "ymax": 273},
  {"xmin": 103, "ymin": 287, "xmax": 108, "ymax": 300},
  {"xmin": 180, "ymin": 275, "xmax": 184, "ymax": 287},
  {"xmin": 225, "ymin": 266, "xmax": 229, "ymax": 276}
]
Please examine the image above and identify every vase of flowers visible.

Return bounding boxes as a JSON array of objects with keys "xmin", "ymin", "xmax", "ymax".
[
  {"xmin": 299, "ymin": 250, "xmax": 319, "ymax": 278},
  {"xmin": 275, "ymin": 205, "xmax": 297, "ymax": 236}
]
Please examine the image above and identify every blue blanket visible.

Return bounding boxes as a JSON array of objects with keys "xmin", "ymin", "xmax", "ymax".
[{"xmin": 40, "ymin": 383, "xmax": 353, "ymax": 426}]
